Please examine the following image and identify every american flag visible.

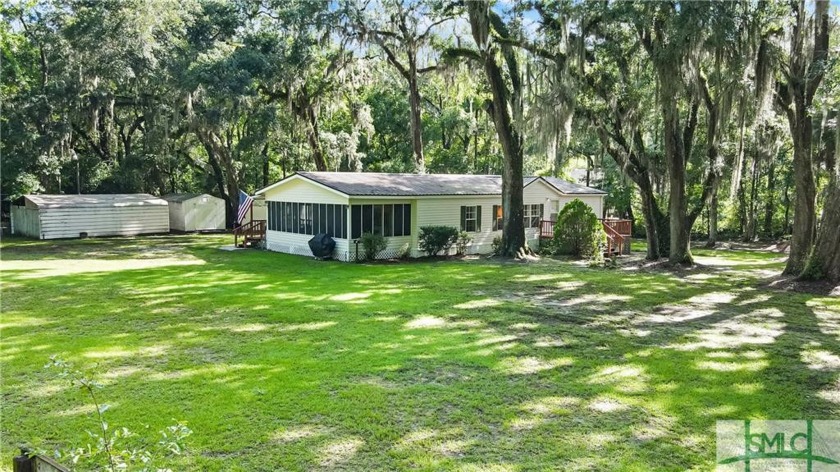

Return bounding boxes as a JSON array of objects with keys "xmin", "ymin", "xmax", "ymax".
[{"xmin": 236, "ymin": 190, "xmax": 254, "ymax": 224}]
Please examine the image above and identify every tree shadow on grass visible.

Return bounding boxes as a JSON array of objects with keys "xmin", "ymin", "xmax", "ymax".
[{"xmin": 3, "ymin": 237, "xmax": 840, "ymax": 470}]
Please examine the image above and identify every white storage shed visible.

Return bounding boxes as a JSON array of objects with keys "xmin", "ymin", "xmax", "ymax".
[
  {"xmin": 162, "ymin": 193, "xmax": 225, "ymax": 232},
  {"xmin": 11, "ymin": 194, "xmax": 169, "ymax": 239}
]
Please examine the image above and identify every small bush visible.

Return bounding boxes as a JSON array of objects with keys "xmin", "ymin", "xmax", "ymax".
[
  {"xmin": 539, "ymin": 238, "xmax": 558, "ymax": 256},
  {"xmin": 360, "ymin": 232, "xmax": 387, "ymax": 260},
  {"xmin": 456, "ymin": 231, "xmax": 472, "ymax": 256},
  {"xmin": 553, "ymin": 199, "xmax": 605, "ymax": 258},
  {"xmin": 418, "ymin": 226, "xmax": 459, "ymax": 256},
  {"xmin": 491, "ymin": 236, "xmax": 503, "ymax": 255}
]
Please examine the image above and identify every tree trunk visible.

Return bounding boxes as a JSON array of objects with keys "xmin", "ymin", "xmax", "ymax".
[
  {"xmin": 785, "ymin": 115, "xmax": 817, "ymax": 273},
  {"xmin": 639, "ymin": 189, "xmax": 660, "ymax": 260},
  {"xmin": 744, "ymin": 154, "xmax": 760, "ymax": 242},
  {"xmin": 781, "ymin": 0, "xmax": 829, "ymax": 275},
  {"xmin": 467, "ymin": 0, "xmax": 525, "ymax": 257},
  {"xmin": 304, "ymin": 104, "xmax": 327, "ymax": 171},
  {"xmin": 801, "ymin": 177, "xmax": 840, "ymax": 282},
  {"xmin": 262, "ymin": 141, "xmax": 270, "ymax": 188},
  {"xmin": 662, "ymin": 97, "xmax": 692, "ymax": 265},
  {"xmin": 763, "ymin": 159, "xmax": 776, "ymax": 237},
  {"xmin": 407, "ymin": 72, "xmax": 425, "ymax": 173},
  {"xmin": 706, "ymin": 191, "xmax": 718, "ymax": 248}
]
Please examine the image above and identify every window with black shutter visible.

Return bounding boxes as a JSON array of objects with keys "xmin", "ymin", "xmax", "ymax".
[{"xmin": 461, "ymin": 205, "xmax": 480, "ymax": 232}]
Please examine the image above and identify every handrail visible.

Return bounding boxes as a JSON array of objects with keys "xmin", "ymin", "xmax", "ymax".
[
  {"xmin": 603, "ymin": 219, "xmax": 632, "ymax": 235},
  {"xmin": 234, "ymin": 219, "xmax": 266, "ymax": 247},
  {"xmin": 602, "ymin": 222, "xmax": 625, "ymax": 255}
]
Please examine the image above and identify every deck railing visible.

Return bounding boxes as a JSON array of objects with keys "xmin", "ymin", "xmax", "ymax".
[
  {"xmin": 603, "ymin": 218, "xmax": 632, "ymax": 236},
  {"xmin": 233, "ymin": 219, "xmax": 266, "ymax": 247},
  {"xmin": 539, "ymin": 218, "xmax": 633, "ymax": 255}
]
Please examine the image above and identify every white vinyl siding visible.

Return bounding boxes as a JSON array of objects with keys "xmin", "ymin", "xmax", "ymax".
[
  {"xmin": 262, "ymin": 176, "xmax": 347, "ymax": 204},
  {"xmin": 415, "ymin": 196, "xmax": 498, "ymax": 256},
  {"xmin": 24, "ymin": 206, "xmax": 168, "ymax": 239},
  {"xmin": 165, "ymin": 194, "xmax": 225, "ymax": 232},
  {"xmin": 10, "ymin": 206, "xmax": 40, "ymax": 238},
  {"xmin": 262, "ymin": 176, "xmax": 352, "ymax": 260},
  {"xmin": 12, "ymin": 195, "xmax": 170, "ymax": 240},
  {"xmin": 550, "ymin": 195, "xmax": 605, "ymax": 220}
]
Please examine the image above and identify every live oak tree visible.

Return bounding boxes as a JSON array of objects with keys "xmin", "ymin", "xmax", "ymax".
[
  {"xmin": 775, "ymin": 0, "xmax": 831, "ymax": 275},
  {"xmin": 2, "ymin": 0, "xmax": 837, "ymax": 267},
  {"xmin": 345, "ymin": 0, "xmax": 452, "ymax": 173},
  {"xmin": 444, "ymin": 0, "xmax": 526, "ymax": 256}
]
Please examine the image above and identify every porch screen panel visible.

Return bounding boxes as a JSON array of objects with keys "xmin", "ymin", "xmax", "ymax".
[
  {"xmin": 352, "ymin": 205, "xmax": 362, "ymax": 239},
  {"xmin": 402, "ymin": 204, "xmax": 411, "ymax": 236},
  {"xmin": 393, "ymin": 205, "xmax": 404, "ymax": 236}
]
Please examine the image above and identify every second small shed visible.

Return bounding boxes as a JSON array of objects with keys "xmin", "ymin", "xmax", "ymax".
[{"xmin": 162, "ymin": 193, "xmax": 225, "ymax": 232}]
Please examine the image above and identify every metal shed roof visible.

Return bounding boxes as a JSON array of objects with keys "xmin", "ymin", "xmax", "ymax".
[
  {"xmin": 162, "ymin": 193, "xmax": 219, "ymax": 203},
  {"xmin": 541, "ymin": 177, "xmax": 608, "ymax": 195},
  {"xmin": 257, "ymin": 172, "xmax": 606, "ymax": 197},
  {"xmin": 23, "ymin": 194, "xmax": 168, "ymax": 209}
]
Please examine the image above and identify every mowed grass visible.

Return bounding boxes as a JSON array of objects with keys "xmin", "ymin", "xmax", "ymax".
[{"xmin": 2, "ymin": 235, "xmax": 839, "ymax": 471}]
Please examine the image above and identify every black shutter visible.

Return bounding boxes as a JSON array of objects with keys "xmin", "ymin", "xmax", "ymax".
[
  {"xmin": 539, "ymin": 204, "xmax": 544, "ymax": 227},
  {"xmin": 460, "ymin": 206, "xmax": 466, "ymax": 231},
  {"xmin": 403, "ymin": 204, "xmax": 411, "ymax": 235},
  {"xmin": 476, "ymin": 206, "xmax": 482, "ymax": 232}
]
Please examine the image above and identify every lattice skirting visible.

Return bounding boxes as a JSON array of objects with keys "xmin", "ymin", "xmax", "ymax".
[
  {"xmin": 266, "ymin": 241, "xmax": 350, "ymax": 261},
  {"xmin": 266, "ymin": 239, "xmax": 518, "ymax": 262}
]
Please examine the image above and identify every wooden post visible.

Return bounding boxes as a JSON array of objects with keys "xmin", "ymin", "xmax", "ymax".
[{"xmin": 13, "ymin": 454, "xmax": 33, "ymax": 472}]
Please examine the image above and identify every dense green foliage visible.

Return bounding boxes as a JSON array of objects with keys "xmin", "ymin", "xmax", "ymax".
[
  {"xmin": 359, "ymin": 232, "xmax": 387, "ymax": 261},
  {"xmin": 0, "ymin": 0, "xmax": 837, "ymax": 274},
  {"xmin": 417, "ymin": 225, "xmax": 458, "ymax": 256},
  {"xmin": 551, "ymin": 199, "xmax": 604, "ymax": 258},
  {"xmin": 3, "ymin": 235, "xmax": 839, "ymax": 470}
]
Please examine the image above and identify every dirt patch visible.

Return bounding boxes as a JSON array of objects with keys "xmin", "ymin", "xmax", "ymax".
[{"xmin": 763, "ymin": 275, "xmax": 840, "ymax": 296}]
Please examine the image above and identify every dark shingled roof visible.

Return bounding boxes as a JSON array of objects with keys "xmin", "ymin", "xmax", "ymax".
[
  {"xmin": 541, "ymin": 176, "xmax": 608, "ymax": 195},
  {"xmin": 297, "ymin": 172, "xmax": 535, "ymax": 196},
  {"xmin": 259, "ymin": 172, "xmax": 606, "ymax": 197}
]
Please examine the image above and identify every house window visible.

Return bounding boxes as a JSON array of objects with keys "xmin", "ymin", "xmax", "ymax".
[
  {"xmin": 460, "ymin": 205, "xmax": 481, "ymax": 232},
  {"xmin": 523, "ymin": 204, "xmax": 543, "ymax": 228},
  {"xmin": 492, "ymin": 205, "xmax": 503, "ymax": 231},
  {"xmin": 350, "ymin": 204, "xmax": 411, "ymax": 239},
  {"xmin": 268, "ymin": 202, "xmax": 348, "ymax": 237}
]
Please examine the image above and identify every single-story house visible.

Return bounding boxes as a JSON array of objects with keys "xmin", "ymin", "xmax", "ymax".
[
  {"xmin": 163, "ymin": 193, "xmax": 225, "ymax": 232},
  {"xmin": 11, "ymin": 194, "xmax": 169, "ymax": 239},
  {"xmin": 255, "ymin": 172, "xmax": 606, "ymax": 261}
]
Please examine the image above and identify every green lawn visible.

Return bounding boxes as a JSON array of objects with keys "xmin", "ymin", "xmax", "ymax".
[{"xmin": 2, "ymin": 235, "xmax": 839, "ymax": 471}]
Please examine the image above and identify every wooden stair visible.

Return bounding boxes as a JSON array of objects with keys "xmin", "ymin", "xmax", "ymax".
[
  {"xmin": 602, "ymin": 220, "xmax": 629, "ymax": 257},
  {"xmin": 539, "ymin": 218, "xmax": 632, "ymax": 256},
  {"xmin": 233, "ymin": 219, "xmax": 266, "ymax": 248}
]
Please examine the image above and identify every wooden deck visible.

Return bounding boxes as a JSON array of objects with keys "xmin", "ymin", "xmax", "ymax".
[{"xmin": 540, "ymin": 218, "xmax": 633, "ymax": 255}]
